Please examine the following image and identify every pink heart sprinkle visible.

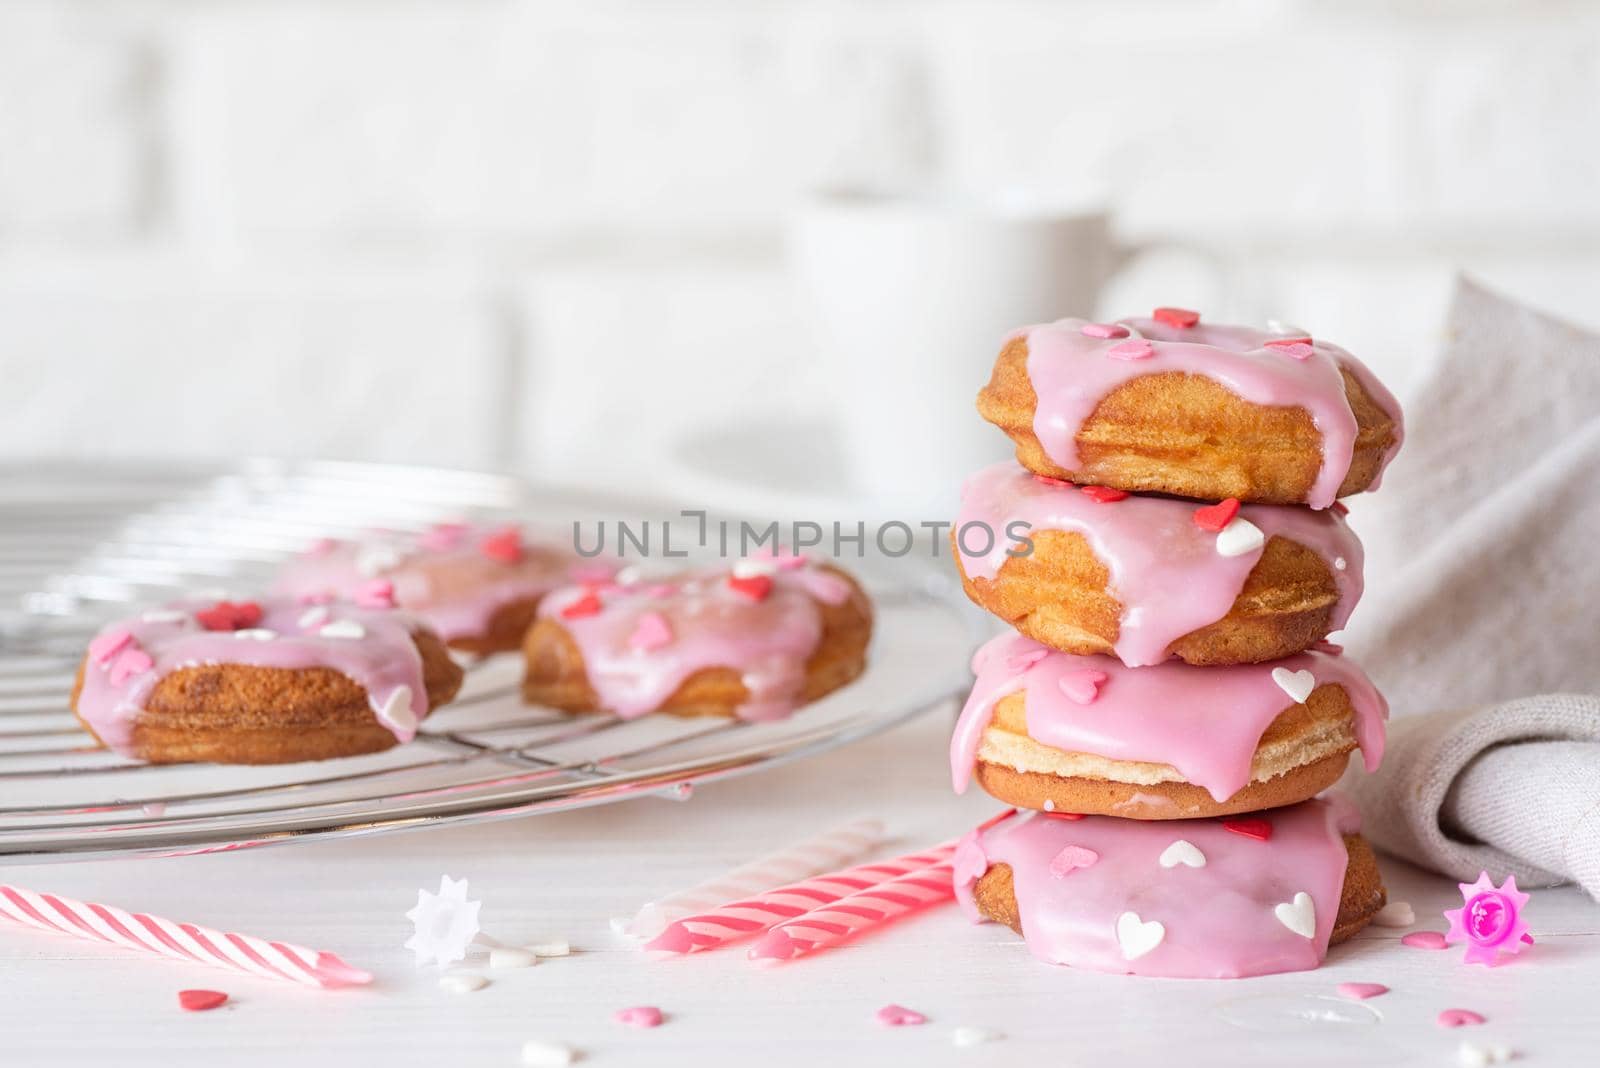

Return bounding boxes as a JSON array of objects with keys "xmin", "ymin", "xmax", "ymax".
[
  {"xmin": 615, "ymin": 1005, "xmax": 663, "ymax": 1028},
  {"xmin": 1336, "ymin": 982, "xmax": 1388, "ymax": 1000},
  {"xmin": 1266, "ymin": 341, "xmax": 1315, "ymax": 360},
  {"xmin": 628, "ymin": 612, "xmax": 673, "ymax": 651},
  {"xmin": 875, "ymin": 1004, "xmax": 927, "ymax": 1027},
  {"xmin": 1401, "ymin": 930, "xmax": 1448, "ymax": 950},
  {"xmin": 1106, "ymin": 338, "xmax": 1154, "ymax": 361},
  {"xmin": 1437, "ymin": 1009, "xmax": 1486, "ymax": 1029},
  {"xmin": 108, "ymin": 647, "xmax": 153, "ymax": 686},
  {"xmin": 88, "ymin": 628, "xmax": 133, "ymax": 665},
  {"xmin": 1058, "ymin": 669, "xmax": 1108, "ymax": 705},
  {"xmin": 1006, "ymin": 648, "xmax": 1049, "ymax": 674},
  {"xmin": 1047, "ymin": 845, "xmax": 1099, "ymax": 878},
  {"xmin": 1080, "ymin": 322, "xmax": 1130, "ymax": 339}
]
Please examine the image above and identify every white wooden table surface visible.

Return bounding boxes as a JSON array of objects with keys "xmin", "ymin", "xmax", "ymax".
[{"xmin": 3, "ymin": 704, "xmax": 1593, "ymax": 1066}]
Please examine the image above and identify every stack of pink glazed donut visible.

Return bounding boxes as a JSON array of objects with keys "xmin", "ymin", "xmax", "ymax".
[{"xmin": 946, "ymin": 307, "xmax": 1406, "ymax": 979}]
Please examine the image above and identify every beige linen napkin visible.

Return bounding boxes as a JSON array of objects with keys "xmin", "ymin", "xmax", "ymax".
[{"xmin": 1340, "ymin": 276, "xmax": 1600, "ymax": 898}]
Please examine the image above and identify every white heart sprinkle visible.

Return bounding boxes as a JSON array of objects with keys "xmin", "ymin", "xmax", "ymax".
[
  {"xmin": 1042, "ymin": 799, "xmax": 1056, "ymax": 812},
  {"xmin": 233, "ymin": 628, "xmax": 277, "ymax": 641},
  {"xmin": 356, "ymin": 545, "xmax": 401, "ymax": 577},
  {"xmin": 1266, "ymin": 318, "xmax": 1308, "ymax": 336},
  {"xmin": 609, "ymin": 917, "xmax": 636, "ymax": 938},
  {"xmin": 319, "ymin": 620, "xmax": 366, "ymax": 639},
  {"xmin": 1271, "ymin": 667, "xmax": 1316, "ymax": 704},
  {"xmin": 141, "ymin": 609, "xmax": 188, "ymax": 624},
  {"xmin": 375, "ymin": 685, "xmax": 417, "ymax": 735},
  {"xmin": 439, "ymin": 973, "xmax": 488, "ymax": 993},
  {"xmin": 1116, "ymin": 911, "xmax": 1165, "ymax": 960},
  {"xmin": 1158, "ymin": 840, "xmax": 1206, "ymax": 869},
  {"xmin": 1215, "ymin": 517, "xmax": 1265, "ymax": 557},
  {"xmin": 1274, "ymin": 891, "xmax": 1317, "ymax": 938},
  {"xmin": 1334, "ymin": 556, "xmax": 1348, "ymax": 571},
  {"xmin": 732, "ymin": 558, "xmax": 779, "ymax": 579},
  {"xmin": 298, "ymin": 606, "xmax": 330, "ymax": 629},
  {"xmin": 951, "ymin": 1026, "xmax": 1003, "ymax": 1048},
  {"xmin": 521, "ymin": 1039, "xmax": 578, "ymax": 1067},
  {"xmin": 489, "ymin": 946, "xmax": 538, "ymax": 969},
  {"xmin": 528, "ymin": 939, "xmax": 570, "ymax": 958},
  {"xmin": 1372, "ymin": 901, "xmax": 1415, "ymax": 928}
]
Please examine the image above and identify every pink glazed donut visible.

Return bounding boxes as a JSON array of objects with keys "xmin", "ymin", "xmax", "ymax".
[
  {"xmin": 958, "ymin": 800, "xmax": 1387, "ymax": 979},
  {"xmin": 976, "ymin": 310, "xmax": 1404, "ymax": 509}
]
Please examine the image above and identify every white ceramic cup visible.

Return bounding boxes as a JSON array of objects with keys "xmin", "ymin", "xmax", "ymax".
[{"xmin": 790, "ymin": 190, "xmax": 1190, "ymax": 519}]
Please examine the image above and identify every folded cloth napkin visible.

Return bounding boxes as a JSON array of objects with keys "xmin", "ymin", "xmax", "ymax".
[{"xmin": 1341, "ymin": 276, "xmax": 1600, "ymax": 898}]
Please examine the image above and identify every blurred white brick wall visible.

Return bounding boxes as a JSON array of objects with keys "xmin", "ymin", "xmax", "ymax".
[{"xmin": 4, "ymin": 0, "xmax": 1600, "ymax": 498}]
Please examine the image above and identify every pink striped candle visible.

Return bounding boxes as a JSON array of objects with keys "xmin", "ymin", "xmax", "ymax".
[
  {"xmin": 0, "ymin": 884, "xmax": 372, "ymax": 989},
  {"xmin": 644, "ymin": 842, "xmax": 955, "ymax": 956},
  {"xmin": 745, "ymin": 859, "xmax": 956, "ymax": 963}
]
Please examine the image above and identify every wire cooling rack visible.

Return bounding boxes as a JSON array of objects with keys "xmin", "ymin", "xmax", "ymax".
[{"xmin": 0, "ymin": 460, "xmax": 974, "ymax": 864}]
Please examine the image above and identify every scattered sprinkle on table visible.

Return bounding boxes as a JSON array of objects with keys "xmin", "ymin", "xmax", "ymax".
[
  {"xmin": 951, "ymin": 1026, "xmax": 1002, "ymax": 1048},
  {"xmin": 1401, "ymin": 930, "xmax": 1448, "ymax": 949},
  {"xmin": 178, "ymin": 989, "xmax": 229, "ymax": 1012}
]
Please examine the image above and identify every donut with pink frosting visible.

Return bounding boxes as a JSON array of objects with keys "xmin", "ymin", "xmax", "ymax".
[
  {"xmin": 952, "ymin": 633, "xmax": 1387, "ymax": 820},
  {"xmin": 957, "ymin": 800, "xmax": 1386, "ymax": 979},
  {"xmin": 71, "ymin": 596, "xmax": 464, "ymax": 764},
  {"xmin": 275, "ymin": 522, "xmax": 617, "ymax": 655},
  {"xmin": 976, "ymin": 310, "xmax": 1403, "ymax": 509},
  {"xmin": 953, "ymin": 461, "xmax": 1363, "ymax": 666},
  {"xmin": 521, "ymin": 555, "xmax": 872, "ymax": 721}
]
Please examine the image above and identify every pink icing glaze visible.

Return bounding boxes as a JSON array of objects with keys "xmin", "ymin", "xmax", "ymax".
[
  {"xmin": 950, "ymin": 633, "xmax": 1388, "ymax": 800},
  {"xmin": 1018, "ymin": 316, "xmax": 1404, "ymax": 509},
  {"xmin": 275, "ymin": 523, "xmax": 616, "ymax": 643},
  {"xmin": 75, "ymin": 597, "xmax": 435, "ymax": 756},
  {"xmin": 956, "ymin": 462, "xmax": 1365, "ymax": 666},
  {"xmin": 536, "ymin": 560, "xmax": 855, "ymax": 721},
  {"xmin": 955, "ymin": 799, "xmax": 1361, "ymax": 978}
]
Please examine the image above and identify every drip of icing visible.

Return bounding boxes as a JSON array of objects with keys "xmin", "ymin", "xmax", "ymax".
[
  {"xmin": 956, "ymin": 461, "xmax": 1365, "ymax": 666},
  {"xmin": 538, "ymin": 559, "xmax": 853, "ymax": 721},
  {"xmin": 276, "ymin": 524, "xmax": 616, "ymax": 642},
  {"xmin": 1020, "ymin": 317, "xmax": 1405, "ymax": 509},
  {"xmin": 950, "ymin": 633, "xmax": 1387, "ymax": 799},
  {"xmin": 75, "ymin": 598, "xmax": 434, "ymax": 755},
  {"xmin": 954, "ymin": 799, "xmax": 1360, "ymax": 978}
]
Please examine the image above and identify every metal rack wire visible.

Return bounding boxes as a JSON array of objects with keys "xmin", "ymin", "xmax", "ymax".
[{"xmin": 0, "ymin": 461, "xmax": 972, "ymax": 864}]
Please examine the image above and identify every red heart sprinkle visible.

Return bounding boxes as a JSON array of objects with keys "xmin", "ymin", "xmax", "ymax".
[
  {"xmin": 195, "ymin": 601, "xmax": 262, "ymax": 632},
  {"xmin": 727, "ymin": 574, "xmax": 774, "ymax": 602},
  {"xmin": 1192, "ymin": 498, "xmax": 1241, "ymax": 532},
  {"xmin": 480, "ymin": 526, "xmax": 524, "ymax": 564},
  {"xmin": 1043, "ymin": 810, "xmax": 1086, "ymax": 821},
  {"xmin": 1032, "ymin": 473, "xmax": 1072, "ymax": 488},
  {"xmin": 1153, "ymin": 306, "xmax": 1200, "ymax": 328},
  {"xmin": 1222, "ymin": 818, "xmax": 1272, "ymax": 841},
  {"xmin": 1331, "ymin": 501, "xmax": 1349, "ymax": 515},
  {"xmin": 178, "ymin": 989, "xmax": 229, "ymax": 1012},
  {"xmin": 1080, "ymin": 485, "xmax": 1129, "ymax": 503},
  {"xmin": 560, "ymin": 592, "xmax": 604, "ymax": 619},
  {"xmin": 1264, "ymin": 336, "xmax": 1313, "ymax": 348}
]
